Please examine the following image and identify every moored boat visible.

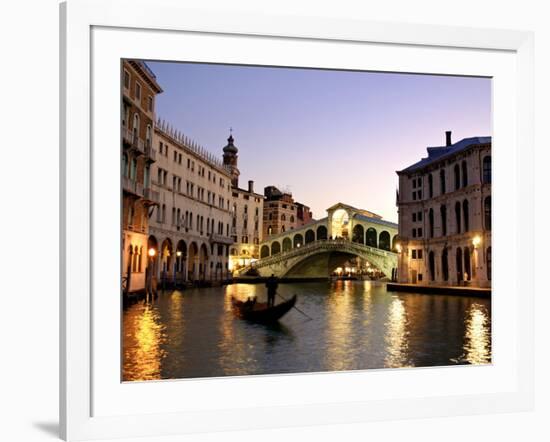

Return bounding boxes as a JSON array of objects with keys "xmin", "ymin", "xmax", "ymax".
[{"xmin": 231, "ymin": 295, "xmax": 297, "ymax": 323}]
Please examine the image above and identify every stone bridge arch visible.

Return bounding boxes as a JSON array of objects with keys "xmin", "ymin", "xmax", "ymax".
[{"xmin": 236, "ymin": 239, "xmax": 397, "ymax": 280}]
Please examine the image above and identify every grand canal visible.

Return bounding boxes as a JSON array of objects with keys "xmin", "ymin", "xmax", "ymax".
[{"xmin": 122, "ymin": 281, "xmax": 491, "ymax": 381}]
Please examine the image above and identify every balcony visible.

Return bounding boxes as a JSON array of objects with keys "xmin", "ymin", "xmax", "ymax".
[
  {"xmin": 122, "ymin": 127, "xmax": 145, "ymax": 155},
  {"xmin": 145, "ymin": 142, "xmax": 156, "ymax": 162},
  {"xmin": 122, "ymin": 177, "xmax": 143, "ymax": 197},
  {"xmin": 209, "ymin": 234, "xmax": 235, "ymax": 245},
  {"xmin": 143, "ymin": 186, "xmax": 160, "ymax": 205}
]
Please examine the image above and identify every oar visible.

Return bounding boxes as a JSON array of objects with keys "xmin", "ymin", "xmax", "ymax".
[{"xmin": 276, "ymin": 293, "xmax": 313, "ymax": 320}]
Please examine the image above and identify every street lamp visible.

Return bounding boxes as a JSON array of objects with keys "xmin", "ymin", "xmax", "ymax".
[
  {"xmin": 395, "ymin": 243, "xmax": 402, "ymax": 253},
  {"xmin": 147, "ymin": 248, "xmax": 157, "ymax": 300},
  {"xmin": 472, "ymin": 235, "xmax": 481, "ymax": 248}
]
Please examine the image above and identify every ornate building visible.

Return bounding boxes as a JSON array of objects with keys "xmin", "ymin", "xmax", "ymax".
[
  {"xmin": 262, "ymin": 186, "xmax": 313, "ymax": 238},
  {"xmin": 223, "ymin": 134, "xmax": 264, "ymax": 271},
  {"xmin": 147, "ymin": 123, "xmax": 234, "ymax": 284},
  {"xmin": 396, "ymin": 131, "xmax": 492, "ymax": 288},
  {"xmin": 121, "ymin": 60, "xmax": 163, "ymax": 294}
]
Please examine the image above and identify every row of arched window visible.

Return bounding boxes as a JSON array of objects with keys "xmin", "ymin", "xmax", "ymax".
[
  {"xmin": 127, "ymin": 245, "xmax": 143, "ymax": 273},
  {"xmin": 260, "ymin": 226, "xmax": 329, "ymax": 258},
  {"xmin": 267, "ymin": 213, "xmax": 295, "ymax": 222},
  {"xmin": 426, "ymin": 246, "xmax": 491, "ymax": 282},
  {"xmin": 259, "ymin": 224, "xmax": 397, "ymax": 258},
  {"xmin": 156, "ymin": 206, "xmax": 229, "ymax": 236},
  {"xmin": 426, "ymin": 195, "xmax": 491, "ymax": 238},
  {"xmin": 425, "ymin": 155, "xmax": 491, "ymax": 199}
]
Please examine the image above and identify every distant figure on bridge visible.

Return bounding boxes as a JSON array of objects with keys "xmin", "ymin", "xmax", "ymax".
[{"xmin": 265, "ymin": 274, "xmax": 279, "ymax": 307}]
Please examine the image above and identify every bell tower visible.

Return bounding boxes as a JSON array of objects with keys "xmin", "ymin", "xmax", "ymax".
[{"xmin": 222, "ymin": 129, "xmax": 240, "ymax": 188}]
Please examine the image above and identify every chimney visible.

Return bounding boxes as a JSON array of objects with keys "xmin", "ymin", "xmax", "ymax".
[
  {"xmin": 248, "ymin": 180, "xmax": 254, "ymax": 193},
  {"xmin": 445, "ymin": 130, "xmax": 452, "ymax": 146}
]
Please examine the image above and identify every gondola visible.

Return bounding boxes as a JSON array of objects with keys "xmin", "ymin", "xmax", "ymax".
[{"xmin": 230, "ymin": 295, "xmax": 297, "ymax": 323}]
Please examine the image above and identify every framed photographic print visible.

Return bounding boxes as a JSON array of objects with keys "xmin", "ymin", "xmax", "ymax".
[{"xmin": 60, "ymin": 0, "xmax": 534, "ymax": 440}]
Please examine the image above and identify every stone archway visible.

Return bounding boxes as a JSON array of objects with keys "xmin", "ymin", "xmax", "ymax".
[
  {"xmin": 199, "ymin": 243, "xmax": 209, "ymax": 280},
  {"xmin": 352, "ymin": 224, "xmax": 364, "ymax": 244},
  {"xmin": 187, "ymin": 242, "xmax": 198, "ymax": 281},
  {"xmin": 282, "ymin": 237, "xmax": 292, "ymax": 252},
  {"xmin": 176, "ymin": 240, "xmax": 187, "ymax": 283}
]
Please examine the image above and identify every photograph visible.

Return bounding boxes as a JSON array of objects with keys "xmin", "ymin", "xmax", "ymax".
[{"xmin": 121, "ymin": 59, "xmax": 492, "ymax": 382}]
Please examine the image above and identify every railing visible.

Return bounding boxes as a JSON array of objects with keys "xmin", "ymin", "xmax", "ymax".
[
  {"xmin": 143, "ymin": 187, "xmax": 160, "ymax": 204},
  {"xmin": 122, "ymin": 127, "xmax": 133, "ymax": 145},
  {"xmin": 209, "ymin": 234, "xmax": 235, "ymax": 245},
  {"xmin": 250, "ymin": 238, "xmax": 396, "ymax": 270},
  {"xmin": 145, "ymin": 145, "xmax": 156, "ymax": 162},
  {"xmin": 122, "ymin": 127, "xmax": 145, "ymax": 154},
  {"xmin": 122, "ymin": 177, "xmax": 144, "ymax": 197}
]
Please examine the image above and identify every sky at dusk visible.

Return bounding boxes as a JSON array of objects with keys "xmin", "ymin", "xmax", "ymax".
[{"xmin": 146, "ymin": 61, "xmax": 492, "ymax": 222}]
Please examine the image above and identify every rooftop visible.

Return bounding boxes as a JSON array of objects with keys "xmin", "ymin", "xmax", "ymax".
[
  {"xmin": 155, "ymin": 117, "xmax": 230, "ymax": 174},
  {"xmin": 398, "ymin": 136, "xmax": 491, "ymax": 174}
]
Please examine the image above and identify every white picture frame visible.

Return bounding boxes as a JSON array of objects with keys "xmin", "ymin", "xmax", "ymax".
[{"xmin": 60, "ymin": 0, "xmax": 534, "ymax": 440}]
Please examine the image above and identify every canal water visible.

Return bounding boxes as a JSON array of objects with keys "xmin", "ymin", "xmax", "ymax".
[{"xmin": 122, "ymin": 281, "xmax": 491, "ymax": 381}]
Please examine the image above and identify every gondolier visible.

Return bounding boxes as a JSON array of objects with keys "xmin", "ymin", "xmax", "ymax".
[{"xmin": 265, "ymin": 274, "xmax": 279, "ymax": 307}]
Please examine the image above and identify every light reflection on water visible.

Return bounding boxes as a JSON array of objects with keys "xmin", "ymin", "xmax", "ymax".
[{"xmin": 122, "ymin": 281, "xmax": 491, "ymax": 381}]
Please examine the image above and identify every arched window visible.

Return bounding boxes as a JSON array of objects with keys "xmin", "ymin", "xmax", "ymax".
[
  {"xmin": 440, "ymin": 204, "xmax": 447, "ymax": 236},
  {"xmin": 484, "ymin": 196, "xmax": 492, "ymax": 230},
  {"xmin": 379, "ymin": 231, "xmax": 391, "ymax": 251},
  {"xmin": 486, "ymin": 246, "xmax": 492, "ymax": 281},
  {"xmin": 483, "ymin": 156, "xmax": 492, "ymax": 183},
  {"xmin": 428, "ymin": 173, "xmax": 433, "ymax": 198},
  {"xmin": 271, "ymin": 241, "xmax": 281, "ymax": 255},
  {"xmin": 461, "ymin": 161, "xmax": 468, "ymax": 187},
  {"xmin": 146, "ymin": 124, "xmax": 152, "ymax": 148},
  {"xmin": 441, "ymin": 248, "xmax": 449, "ymax": 281},
  {"xmin": 456, "ymin": 248, "xmax": 463, "ymax": 282},
  {"xmin": 464, "ymin": 247, "xmax": 471, "ymax": 280},
  {"xmin": 454, "ymin": 164, "xmax": 460, "ymax": 191},
  {"xmin": 267, "ymin": 226, "xmax": 273, "ymax": 235},
  {"xmin": 290, "ymin": 215, "xmax": 295, "ymax": 223},
  {"xmin": 268, "ymin": 213, "xmax": 273, "ymax": 220},
  {"xmin": 455, "ymin": 201, "xmax": 462, "ymax": 234},
  {"xmin": 440, "ymin": 169, "xmax": 446, "ymax": 194},
  {"xmin": 130, "ymin": 157, "xmax": 137, "ymax": 180},
  {"xmin": 316, "ymin": 225, "xmax": 328, "ymax": 240},
  {"xmin": 127, "ymin": 245, "xmax": 133, "ymax": 273},
  {"xmin": 122, "ymin": 153, "xmax": 129, "ymax": 177},
  {"xmin": 428, "ymin": 251, "xmax": 435, "ymax": 281},
  {"xmin": 282, "ymin": 237, "xmax": 292, "ymax": 252},
  {"xmin": 281, "ymin": 214, "xmax": 286, "ymax": 221},
  {"xmin": 463, "ymin": 199, "xmax": 470, "ymax": 232},
  {"xmin": 352, "ymin": 224, "xmax": 364, "ymax": 244},
  {"xmin": 260, "ymin": 245, "xmax": 270, "ymax": 258},
  {"xmin": 132, "ymin": 113, "xmax": 139, "ymax": 139},
  {"xmin": 365, "ymin": 228, "xmax": 377, "ymax": 247},
  {"xmin": 428, "ymin": 208, "xmax": 434, "ymax": 238}
]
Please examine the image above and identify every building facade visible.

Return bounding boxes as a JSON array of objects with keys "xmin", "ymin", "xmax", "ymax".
[
  {"xmin": 396, "ymin": 131, "xmax": 492, "ymax": 288},
  {"xmin": 262, "ymin": 186, "xmax": 313, "ymax": 238},
  {"xmin": 121, "ymin": 60, "xmax": 163, "ymax": 293},
  {"xmin": 222, "ymin": 135, "xmax": 265, "ymax": 271},
  {"xmin": 147, "ymin": 122, "xmax": 234, "ymax": 284}
]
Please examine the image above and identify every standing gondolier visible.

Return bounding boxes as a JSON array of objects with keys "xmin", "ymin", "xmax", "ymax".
[{"xmin": 265, "ymin": 274, "xmax": 279, "ymax": 307}]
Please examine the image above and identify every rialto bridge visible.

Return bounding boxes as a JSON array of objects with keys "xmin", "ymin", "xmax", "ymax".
[{"xmin": 235, "ymin": 203, "xmax": 399, "ymax": 279}]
